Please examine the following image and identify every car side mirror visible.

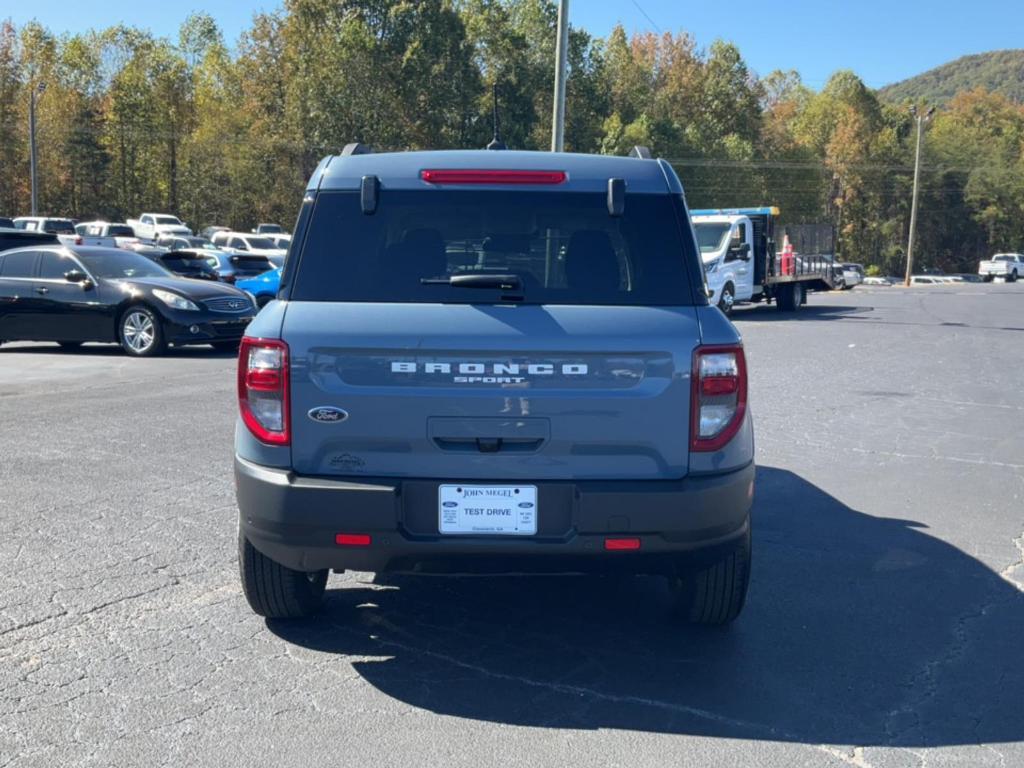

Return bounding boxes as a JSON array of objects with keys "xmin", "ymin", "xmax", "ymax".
[{"xmin": 65, "ymin": 270, "xmax": 93, "ymax": 289}]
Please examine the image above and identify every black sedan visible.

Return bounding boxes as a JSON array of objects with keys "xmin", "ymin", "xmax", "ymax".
[{"xmin": 0, "ymin": 245, "xmax": 256, "ymax": 356}]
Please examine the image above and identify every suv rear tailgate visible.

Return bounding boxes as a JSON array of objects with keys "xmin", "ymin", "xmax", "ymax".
[{"xmin": 284, "ymin": 302, "xmax": 700, "ymax": 481}]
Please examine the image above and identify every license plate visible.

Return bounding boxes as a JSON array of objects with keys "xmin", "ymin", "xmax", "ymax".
[{"xmin": 438, "ymin": 485, "xmax": 538, "ymax": 535}]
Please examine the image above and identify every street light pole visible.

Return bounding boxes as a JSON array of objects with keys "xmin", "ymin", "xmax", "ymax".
[
  {"xmin": 550, "ymin": 0, "xmax": 569, "ymax": 152},
  {"xmin": 28, "ymin": 81, "xmax": 46, "ymax": 217},
  {"xmin": 904, "ymin": 105, "xmax": 934, "ymax": 287}
]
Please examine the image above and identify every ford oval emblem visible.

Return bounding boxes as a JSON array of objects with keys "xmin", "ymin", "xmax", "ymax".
[
  {"xmin": 308, "ymin": 406, "xmax": 348, "ymax": 424},
  {"xmin": 518, "ymin": 502, "xmax": 535, "ymax": 508},
  {"xmin": 442, "ymin": 501, "xmax": 459, "ymax": 508}
]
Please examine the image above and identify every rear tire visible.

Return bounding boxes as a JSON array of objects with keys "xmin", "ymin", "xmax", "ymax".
[
  {"xmin": 670, "ymin": 526, "xmax": 751, "ymax": 626},
  {"xmin": 1010, "ymin": 271, "xmax": 1018, "ymax": 283},
  {"xmin": 775, "ymin": 282, "xmax": 802, "ymax": 311},
  {"xmin": 238, "ymin": 532, "xmax": 327, "ymax": 618}
]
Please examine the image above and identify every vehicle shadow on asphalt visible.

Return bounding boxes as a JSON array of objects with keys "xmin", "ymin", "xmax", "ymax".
[
  {"xmin": 268, "ymin": 466, "xmax": 1024, "ymax": 748},
  {"xmin": 731, "ymin": 304, "xmax": 872, "ymax": 322}
]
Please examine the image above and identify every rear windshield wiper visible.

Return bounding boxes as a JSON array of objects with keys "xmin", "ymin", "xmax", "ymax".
[{"xmin": 421, "ymin": 274, "xmax": 523, "ymax": 291}]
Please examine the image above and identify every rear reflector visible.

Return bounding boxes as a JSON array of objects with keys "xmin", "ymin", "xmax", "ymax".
[
  {"xmin": 335, "ymin": 533, "xmax": 371, "ymax": 547},
  {"xmin": 420, "ymin": 169, "xmax": 566, "ymax": 185},
  {"xmin": 604, "ymin": 537, "xmax": 641, "ymax": 551}
]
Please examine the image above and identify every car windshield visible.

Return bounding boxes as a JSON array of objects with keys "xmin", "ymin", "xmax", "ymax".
[
  {"xmin": 78, "ymin": 250, "xmax": 173, "ymax": 279},
  {"xmin": 155, "ymin": 216, "xmax": 182, "ymax": 225},
  {"xmin": 693, "ymin": 223, "xmax": 731, "ymax": 255},
  {"xmin": 292, "ymin": 190, "xmax": 695, "ymax": 305},
  {"xmin": 107, "ymin": 225, "xmax": 135, "ymax": 237},
  {"xmin": 259, "ymin": 225, "xmax": 282, "ymax": 233},
  {"xmin": 187, "ymin": 237, "xmax": 213, "ymax": 247},
  {"xmin": 246, "ymin": 237, "xmax": 277, "ymax": 250}
]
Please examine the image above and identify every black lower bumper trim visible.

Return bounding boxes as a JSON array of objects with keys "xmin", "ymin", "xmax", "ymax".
[{"xmin": 235, "ymin": 458, "xmax": 755, "ymax": 575}]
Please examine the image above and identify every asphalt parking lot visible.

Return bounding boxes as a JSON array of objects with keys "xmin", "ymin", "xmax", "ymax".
[{"xmin": 1, "ymin": 284, "xmax": 1022, "ymax": 767}]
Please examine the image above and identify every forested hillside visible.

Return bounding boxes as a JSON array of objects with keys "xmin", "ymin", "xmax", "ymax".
[
  {"xmin": 1, "ymin": 1, "xmax": 1023, "ymax": 273},
  {"xmin": 880, "ymin": 50, "xmax": 1024, "ymax": 106}
]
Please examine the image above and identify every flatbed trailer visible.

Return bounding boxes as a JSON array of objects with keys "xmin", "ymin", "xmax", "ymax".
[{"xmin": 691, "ymin": 207, "xmax": 840, "ymax": 312}]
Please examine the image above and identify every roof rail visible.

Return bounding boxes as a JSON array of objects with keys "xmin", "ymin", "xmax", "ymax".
[
  {"xmin": 629, "ymin": 146, "xmax": 653, "ymax": 160},
  {"xmin": 341, "ymin": 142, "xmax": 373, "ymax": 157}
]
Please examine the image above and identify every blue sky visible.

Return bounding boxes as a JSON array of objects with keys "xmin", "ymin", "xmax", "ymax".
[{"xmin": 5, "ymin": 0, "xmax": 1021, "ymax": 89}]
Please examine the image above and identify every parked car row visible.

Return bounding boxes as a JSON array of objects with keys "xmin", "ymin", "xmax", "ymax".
[
  {"xmin": 2, "ymin": 214, "xmax": 290, "ymax": 300},
  {"xmin": 0, "ymin": 244, "xmax": 257, "ymax": 356}
]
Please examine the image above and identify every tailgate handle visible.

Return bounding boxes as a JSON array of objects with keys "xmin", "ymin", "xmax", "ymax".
[{"xmin": 432, "ymin": 437, "xmax": 544, "ymax": 454}]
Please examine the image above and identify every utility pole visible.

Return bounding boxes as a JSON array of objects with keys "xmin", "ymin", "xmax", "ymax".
[
  {"xmin": 904, "ymin": 105, "xmax": 934, "ymax": 286},
  {"xmin": 29, "ymin": 81, "xmax": 46, "ymax": 216},
  {"xmin": 550, "ymin": 0, "xmax": 569, "ymax": 152}
]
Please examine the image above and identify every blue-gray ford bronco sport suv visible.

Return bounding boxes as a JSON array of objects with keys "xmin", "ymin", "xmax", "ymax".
[{"xmin": 235, "ymin": 146, "xmax": 754, "ymax": 625}]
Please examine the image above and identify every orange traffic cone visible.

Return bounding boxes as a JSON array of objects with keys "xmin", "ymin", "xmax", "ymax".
[{"xmin": 780, "ymin": 234, "xmax": 794, "ymax": 276}]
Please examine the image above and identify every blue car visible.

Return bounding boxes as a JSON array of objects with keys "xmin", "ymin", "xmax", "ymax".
[{"xmin": 235, "ymin": 267, "xmax": 281, "ymax": 308}]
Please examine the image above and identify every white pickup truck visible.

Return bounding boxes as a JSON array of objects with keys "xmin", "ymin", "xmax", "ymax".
[
  {"xmin": 126, "ymin": 213, "xmax": 192, "ymax": 241},
  {"xmin": 75, "ymin": 221, "xmax": 139, "ymax": 248},
  {"xmin": 978, "ymin": 253, "xmax": 1024, "ymax": 282}
]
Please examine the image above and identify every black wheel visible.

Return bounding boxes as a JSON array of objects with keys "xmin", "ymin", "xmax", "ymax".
[
  {"xmin": 775, "ymin": 282, "xmax": 801, "ymax": 311},
  {"xmin": 118, "ymin": 306, "xmax": 166, "ymax": 357},
  {"xmin": 239, "ymin": 532, "xmax": 327, "ymax": 618},
  {"xmin": 211, "ymin": 340, "xmax": 240, "ymax": 353},
  {"xmin": 717, "ymin": 283, "xmax": 735, "ymax": 316},
  {"xmin": 670, "ymin": 526, "xmax": 751, "ymax": 626},
  {"xmin": 982, "ymin": 275, "xmax": 993, "ymax": 282},
  {"xmin": 58, "ymin": 341, "xmax": 83, "ymax": 350},
  {"xmin": 1010, "ymin": 271, "xmax": 1018, "ymax": 283},
  {"xmin": 256, "ymin": 294, "xmax": 273, "ymax": 308}
]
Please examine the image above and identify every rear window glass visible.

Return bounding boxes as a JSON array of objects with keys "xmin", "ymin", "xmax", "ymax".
[
  {"xmin": 43, "ymin": 219, "xmax": 75, "ymax": 234},
  {"xmin": 291, "ymin": 191, "xmax": 695, "ymax": 305},
  {"xmin": 163, "ymin": 255, "xmax": 208, "ymax": 270},
  {"xmin": 107, "ymin": 225, "xmax": 135, "ymax": 237},
  {"xmin": 231, "ymin": 255, "xmax": 274, "ymax": 272}
]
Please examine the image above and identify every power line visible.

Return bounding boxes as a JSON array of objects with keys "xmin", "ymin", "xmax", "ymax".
[{"xmin": 629, "ymin": 0, "xmax": 662, "ymax": 33}]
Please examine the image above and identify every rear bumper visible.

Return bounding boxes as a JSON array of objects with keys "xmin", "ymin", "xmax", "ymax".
[{"xmin": 235, "ymin": 457, "xmax": 755, "ymax": 575}]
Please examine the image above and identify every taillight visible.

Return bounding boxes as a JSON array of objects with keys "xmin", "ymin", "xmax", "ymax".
[
  {"xmin": 691, "ymin": 345, "xmax": 747, "ymax": 452},
  {"xmin": 238, "ymin": 337, "xmax": 289, "ymax": 445}
]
